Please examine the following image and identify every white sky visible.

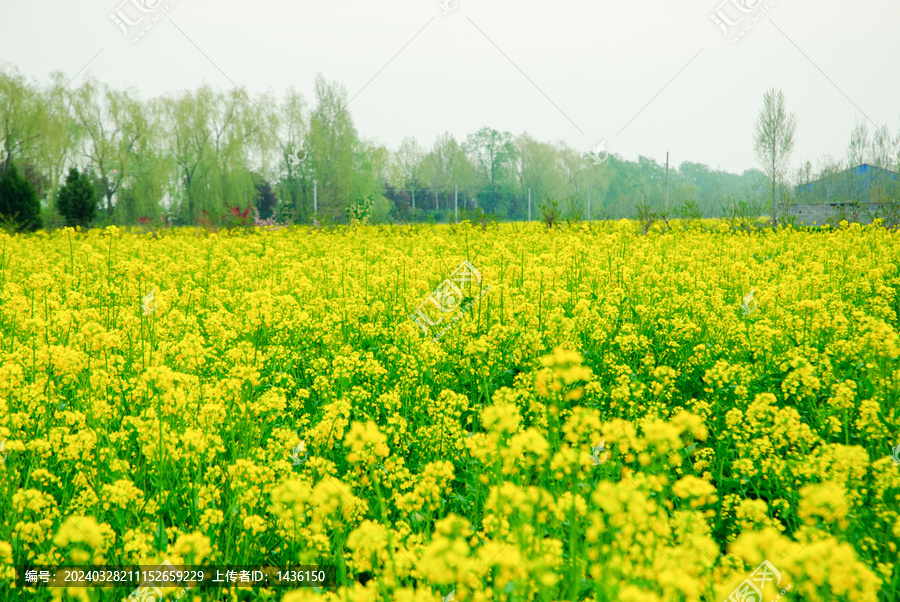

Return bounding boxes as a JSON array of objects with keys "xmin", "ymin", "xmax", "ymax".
[{"xmin": 0, "ymin": 0, "xmax": 898, "ymax": 175}]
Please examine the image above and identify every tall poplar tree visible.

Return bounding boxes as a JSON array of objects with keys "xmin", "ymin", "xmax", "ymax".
[{"xmin": 753, "ymin": 88, "xmax": 798, "ymax": 226}]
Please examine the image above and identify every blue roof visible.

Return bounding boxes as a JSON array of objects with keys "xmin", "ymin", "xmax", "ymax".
[{"xmin": 797, "ymin": 163, "xmax": 898, "ymax": 194}]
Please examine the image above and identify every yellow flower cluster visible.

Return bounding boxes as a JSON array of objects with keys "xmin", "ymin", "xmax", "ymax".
[{"xmin": 1, "ymin": 219, "xmax": 896, "ymax": 600}]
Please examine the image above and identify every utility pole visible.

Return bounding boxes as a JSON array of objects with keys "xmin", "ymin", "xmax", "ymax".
[
  {"xmin": 313, "ymin": 180, "xmax": 317, "ymax": 216},
  {"xmin": 454, "ymin": 186, "xmax": 458, "ymax": 223},
  {"xmin": 412, "ymin": 188, "xmax": 415, "ymax": 211},
  {"xmin": 528, "ymin": 188, "xmax": 531, "ymax": 221},
  {"xmin": 665, "ymin": 151, "xmax": 669, "ymax": 213},
  {"xmin": 587, "ymin": 191, "xmax": 591, "ymax": 221}
]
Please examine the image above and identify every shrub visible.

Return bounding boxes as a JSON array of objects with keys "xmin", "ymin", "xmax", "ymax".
[
  {"xmin": 720, "ymin": 195, "xmax": 764, "ymax": 232},
  {"xmin": 539, "ymin": 198, "xmax": 562, "ymax": 229},
  {"xmin": 56, "ymin": 167, "xmax": 98, "ymax": 229},
  {"xmin": 635, "ymin": 201, "xmax": 658, "ymax": 235},
  {"xmin": 563, "ymin": 195, "xmax": 584, "ymax": 226},
  {"xmin": 345, "ymin": 195, "xmax": 374, "ymax": 226},
  {"xmin": 0, "ymin": 163, "xmax": 42, "ymax": 232},
  {"xmin": 675, "ymin": 199, "xmax": 704, "ymax": 222},
  {"xmin": 254, "ymin": 177, "xmax": 278, "ymax": 220},
  {"xmin": 226, "ymin": 205, "xmax": 252, "ymax": 230},
  {"xmin": 460, "ymin": 207, "xmax": 497, "ymax": 231}
]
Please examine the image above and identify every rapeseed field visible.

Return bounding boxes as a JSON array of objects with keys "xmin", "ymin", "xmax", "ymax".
[{"xmin": 1, "ymin": 218, "xmax": 899, "ymax": 601}]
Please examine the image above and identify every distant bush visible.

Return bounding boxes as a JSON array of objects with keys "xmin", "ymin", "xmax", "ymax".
[
  {"xmin": 460, "ymin": 207, "xmax": 497, "ymax": 231},
  {"xmin": 719, "ymin": 195, "xmax": 765, "ymax": 232},
  {"xmin": 56, "ymin": 167, "xmax": 98, "ymax": 229},
  {"xmin": 254, "ymin": 177, "xmax": 278, "ymax": 220},
  {"xmin": 635, "ymin": 202, "xmax": 660, "ymax": 235},
  {"xmin": 539, "ymin": 198, "xmax": 562, "ymax": 229},
  {"xmin": 371, "ymin": 195, "xmax": 392, "ymax": 224},
  {"xmin": 346, "ymin": 195, "xmax": 374, "ymax": 226},
  {"xmin": 675, "ymin": 199, "xmax": 704, "ymax": 222},
  {"xmin": 0, "ymin": 163, "xmax": 42, "ymax": 232},
  {"xmin": 563, "ymin": 195, "xmax": 584, "ymax": 226}
]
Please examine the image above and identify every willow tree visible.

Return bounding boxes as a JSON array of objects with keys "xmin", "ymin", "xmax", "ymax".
[
  {"xmin": 116, "ymin": 97, "xmax": 170, "ymax": 224},
  {"xmin": 164, "ymin": 88, "xmax": 210, "ymax": 222},
  {"xmin": 40, "ymin": 71, "xmax": 79, "ymax": 207},
  {"xmin": 205, "ymin": 87, "xmax": 258, "ymax": 215},
  {"xmin": 165, "ymin": 86, "xmax": 258, "ymax": 223},
  {"xmin": 516, "ymin": 134, "xmax": 564, "ymax": 211},
  {"xmin": 0, "ymin": 68, "xmax": 79, "ymax": 220},
  {"xmin": 260, "ymin": 87, "xmax": 309, "ymax": 223},
  {"xmin": 163, "ymin": 86, "xmax": 258, "ymax": 222},
  {"xmin": 71, "ymin": 78, "xmax": 149, "ymax": 217},
  {"xmin": 308, "ymin": 74, "xmax": 358, "ymax": 220},
  {"xmin": 753, "ymin": 88, "xmax": 797, "ymax": 226},
  {"xmin": 0, "ymin": 67, "xmax": 44, "ymax": 172}
]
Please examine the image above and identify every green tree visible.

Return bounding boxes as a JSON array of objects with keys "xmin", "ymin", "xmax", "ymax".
[
  {"xmin": 557, "ymin": 143, "xmax": 588, "ymax": 218},
  {"xmin": 115, "ymin": 97, "xmax": 170, "ymax": 225},
  {"xmin": 71, "ymin": 78, "xmax": 149, "ymax": 218},
  {"xmin": 870, "ymin": 124, "xmax": 897, "ymax": 170},
  {"xmin": 0, "ymin": 67, "xmax": 45, "ymax": 173},
  {"xmin": 754, "ymin": 88, "xmax": 798, "ymax": 226},
  {"xmin": 606, "ymin": 156, "xmax": 653, "ymax": 212},
  {"xmin": 446, "ymin": 134, "xmax": 478, "ymax": 213},
  {"xmin": 57, "ymin": 167, "xmax": 97, "ymax": 228},
  {"xmin": 207, "ymin": 88, "xmax": 258, "ymax": 220},
  {"xmin": 420, "ymin": 148, "xmax": 444, "ymax": 211},
  {"xmin": 419, "ymin": 132, "xmax": 468, "ymax": 213},
  {"xmin": 253, "ymin": 173, "xmax": 278, "ymax": 219},
  {"xmin": 463, "ymin": 127, "xmax": 516, "ymax": 216},
  {"xmin": 392, "ymin": 136, "xmax": 424, "ymax": 211},
  {"xmin": 308, "ymin": 74, "xmax": 358, "ymax": 220},
  {"xmin": 515, "ymin": 134, "xmax": 566, "ymax": 219},
  {"xmin": 1, "ymin": 67, "xmax": 76, "ymax": 218},
  {"xmin": 0, "ymin": 162, "xmax": 42, "ymax": 231},
  {"xmin": 164, "ymin": 87, "xmax": 213, "ymax": 223},
  {"xmin": 265, "ymin": 88, "xmax": 310, "ymax": 223},
  {"xmin": 847, "ymin": 119, "xmax": 869, "ymax": 167}
]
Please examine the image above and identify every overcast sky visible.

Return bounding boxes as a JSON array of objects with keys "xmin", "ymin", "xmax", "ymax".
[{"xmin": 1, "ymin": 1, "xmax": 898, "ymax": 175}]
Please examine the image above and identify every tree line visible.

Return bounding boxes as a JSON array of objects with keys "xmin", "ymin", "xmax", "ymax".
[{"xmin": 0, "ymin": 67, "xmax": 897, "ymax": 231}]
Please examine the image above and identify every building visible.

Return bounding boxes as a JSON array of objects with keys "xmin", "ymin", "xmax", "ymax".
[{"xmin": 788, "ymin": 164, "xmax": 899, "ymax": 226}]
